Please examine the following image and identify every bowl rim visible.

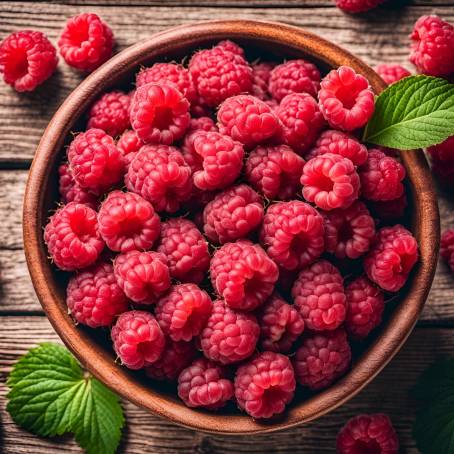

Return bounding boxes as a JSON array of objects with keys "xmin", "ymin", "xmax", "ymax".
[{"xmin": 23, "ymin": 19, "xmax": 440, "ymax": 435}]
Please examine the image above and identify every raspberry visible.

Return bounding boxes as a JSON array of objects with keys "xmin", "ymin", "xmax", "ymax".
[
  {"xmin": 114, "ymin": 250, "xmax": 170, "ymax": 304},
  {"xmin": 375, "ymin": 64, "xmax": 411, "ymax": 85},
  {"xmin": 116, "ymin": 129, "xmax": 144, "ymax": 164},
  {"xmin": 431, "ymin": 160, "xmax": 454, "ymax": 187},
  {"xmin": 306, "ymin": 130, "xmax": 368, "ymax": 166},
  {"xmin": 428, "ymin": 136, "xmax": 454, "ymax": 187},
  {"xmin": 359, "ymin": 149, "xmax": 406, "ymax": 201},
  {"xmin": 87, "ymin": 91, "xmax": 131, "ymax": 137},
  {"xmin": 345, "ymin": 276, "xmax": 384, "ymax": 340},
  {"xmin": 318, "ymin": 66, "xmax": 375, "ymax": 131},
  {"xmin": 187, "ymin": 116, "xmax": 217, "ymax": 133},
  {"xmin": 130, "ymin": 83, "xmax": 190, "ymax": 145},
  {"xmin": 210, "ymin": 240, "xmax": 279, "ymax": 312},
  {"xmin": 368, "ymin": 193, "xmax": 407, "ymax": 221},
  {"xmin": 251, "ymin": 62, "xmax": 275, "ymax": 100},
  {"xmin": 276, "ymin": 93, "xmax": 325, "ymax": 154},
  {"xmin": 58, "ymin": 13, "xmax": 114, "ymax": 72},
  {"xmin": 269, "ymin": 59, "xmax": 320, "ymax": 101},
  {"xmin": 189, "ymin": 45, "xmax": 253, "ymax": 107},
  {"xmin": 337, "ymin": 414, "xmax": 399, "ymax": 454},
  {"xmin": 136, "ymin": 63, "xmax": 196, "ymax": 103},
  {"xmin": 44, "ymin": 202, "xmax": 104, "ymax": 271},
  {"xmin": 67, "ymin": 128, "xmax": 125, "ymax": 195},
  {"xmin": 190, "ymin": 99, "xmax": 212, "ymax": 118},
  {"xmin": 203, "ymin": 184, "xmax": 264, "ymax": 244},
  {"xmin": 177, "ymin": 358, "xmax": 234, "ymax": 409},
  {"xmin": 335, "ymin": 0, "xmax": 384, "ymax": 13},
  {"xmin": 301, "ymin": 153, "xmax": 360, "ymax": 211},
  {"xmin": 125, "ymin": 145, "xmax": 192, "ymax": 213},
  {"xmin": 58, "ymin": 164, "xmax": 98, "ymax": 209},
  {"xmin": 217, "ymin": 40, "xmax": 245, "ymax": 56},
  {"xmin": 234, "ymin": 351, "xmax": 296, "ymax": 419},
  {"xmin": 260, "ymin": 201, "xmax": 325, "ymax": 271},
  {"xmin": 245, "ymin": 144, "xmax": 305, "ymax": 200},
  {"xmin": 364, "ymin": 225, "xmax": 418, "ymax": 292},
  {"xmin": 257, "ymin": 293, "xmax": 304, "ymax": 353},
  {"xmin": 157, "ymin": 218, "xmax": 210, "ymax": 284},
  {"xmin": 200, "ymin": 299, "xmax": 260, "ymax": 364},
  {"xmin": 66, "ymin": 262, "xmax": 128, "ymax": 328},
  {"xmin": 145, "ymin": 339, "xmax": 197, "ymax": 381},
  {"xmin": 292, "ymin": 260, "xmax": 347, "ymax": 331},
  {"xmin": 111, "ymin": 310, "xmax": 165, "ymax": 370},
  {"xmin": 323, "ymin": 201, "xmax": 376, "ymax": 259},
  {"xmin": 155, "ymin": 283, "xmax": 212, "ymax": 342},
  {"xmin": 0, "ymin": 30, "xmax": 57, "ymax": 92},
  {"xmin": 293, "ymin": 328, "xmax": 351, "ymax": 390},
  {"xmin": 98, "ymin": 190, "xmax": 161, "ymax": 252},
  {"xmin": 441, "ymin": 229, "xmax": 454, "ymax": 272},
  {"xmin": 217, "ymin": 95, "xmax": 280, "ymax": 146},
  {"xmin": 410, "ymin": 15, "xmax": 454, "ymax": 77}
]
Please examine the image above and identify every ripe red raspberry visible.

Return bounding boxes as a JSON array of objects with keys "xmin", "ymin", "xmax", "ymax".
[
  {"xmin": 210, "ymin": 240, "xmax": 279, "ymax": 312},
  {"xmin": 111, "ymin": 310, "xmax": 165, "ymax": 370},
  {"xmin": 257, "ymin": 293, "xmax": 304, "ymax": 353},
  {"xmin": 44, "ymin": 202, "xmax": 104, "ymax": 271},
  {"xmin": 441, "ymin": 229, "xmax": 454, "ymax": 272},
  {"xmin": 67, "ymin": 262, "xmax": 128, "ymax": 328},
  {"xmin": 217, "ymin": 95, "xmax": 280, "ymax": 146},
  {"xmin": 235, "ymin": 351, "xmax": 296, "ymax": 419},
  {"xmin": 260, "ymin": 200, "xmax": 325, "ymax": 271},
  {"xmin": 428, "ymin": 136, "xmax": 454, "ymax": 187},
  {"xmin": 375, "ymin": 64, "xmax": 411, "ymax": 85},
  {"xmin": 368, "ymin": 193, "xmax": 407, "ymax": 221},
  {"xmin": 189, "ymin": 45, "xmax": 253, "ymax": 107},
  {"xmin": 130, "ymin": 83, "xmax": 190, "ymax": 145},
  {"xmin": 157, "ymin": 217, "xmax": 210, "ymax": 284},
  {"xmin": 187, "ymin": 116, "xmax": 217, "ymax": 133},
  {"xmin": 364, "ymin": 225, "xmax": 418, "ymax": 292},
  {"xmin": 301, "ymin": 153, "xmax": 360, "ymax": 211},
  {"xmin": 335, "ymin": 0, "xmax": 384, "ymax": 13},
  {"xmin": 359, "ymin": 149, "xmax": 406, "ymax": 201},
  {"xmin": 155, "ymin": 283, "xmax": 212, "ymax": 342},
  {"xmin": 323, "ymin": 201, "xmax": 376, "ymax": 259},
  {"xmin": 276, "ymin": 92, "xmax": 325, "ymax": 154},
  {"xmin": 318, "ymin": 66, "xmax": 375, "ymax": 131},
  {"xmin": 251, "ymin": 62, "xmax": 275, "ymax": 100},
  {"xmin": 337, "ymin": 414, "xmax": 399, "ymax": 454},
  {"xmin": 67, "ymin": 128, "xmax": 125, "ymax": 195},
  {"xmin": 87, "ymin": 91, "xmax": 131, "ymax": 137},
  {"xmin": 114, "ymin": 250, "xmax": 170, "ymax": 304},
  {"xmin": 98, "ymin": 190, "xmax": 160, "ymax": 252},
  {"xmin": 410, "ymin": 15, "xmax": 454, "ymax": 77},
  {"xmin": 178, "ymin": 358, "xmax": 234, "ymax": 409},
  {"xmin": 306, "ymin": 130, "xmax": 368, "ymax": 166},
  {"xmin": 292, "ymin": 260, "xmax": 347, "ymax": 331},
  {"xmin": 293, "ymin": 328, "xmax": 351, "ymax": 390},
  {"xmin": 203, "ymin": 184, "xmax": 264, "ymax": 244},
  {"xmin": 125, "ymin": 145, "xmax": 192, "ymax": 213},
  {"xmin": 0, "ymin": 30, "xmax": 57, "ymax": 92},
  {"xmin": 58, "ymin": 13, "xmax": 114, "ymax": 72},
  {"xmin": 58, "ymin": 164, "xmax": 98, "ymax": 209},
  {"xmin": 217, "ymin": 40, "xmax": 245, "ymax": 56},
  {"xmin": 116, "ymin": 129, "xmax": 144, "ymax": 164},
  {"xmin": 245, "ymin": 144, "xmax": 305, "ymax": 200},
  {"xmin": 345, "ymin": 276, "xmax": 384, "ymax": 340},
  {"xmin": 269, "ymin": 59, "xmax": 320, "ymax": 101},
  {"xmin": 200, "ymin": 299, "xmax": 260, "ymax": 364}
]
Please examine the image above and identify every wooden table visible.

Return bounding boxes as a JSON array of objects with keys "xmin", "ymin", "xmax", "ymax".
[{"xmin": 1, "ymin": 1, "xmax": 453, "ymax": 452}]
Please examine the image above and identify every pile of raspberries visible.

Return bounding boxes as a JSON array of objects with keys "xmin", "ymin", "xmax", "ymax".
[{"xmin": 43, "ymin": 39, "xmax": 418, "ymax": 421}]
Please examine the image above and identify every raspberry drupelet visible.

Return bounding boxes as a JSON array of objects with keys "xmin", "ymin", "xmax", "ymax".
[
  {"xmin": 58, "ymin": 164, "xmax": 98, "ymax": 209},
  {"xmin": 203, "ymin": 184, "xmax": 264, "ymax": 244},
  {"xmin": 293, "ymin": 328, "xmax": 351, "ymax": 390},
  {"xmin": 58, "ymin": 13, "xmax": 114, "ymax": 72},
  {"xmin": 318, "ymin": 66, "xmax": 375, "ymax": 131},
  {"xmin": 217, "ymin": 39, "xmax": 245, "ymax": 56},
  {"xmin": 111, "ymin": 310, "xmax": 165, "ymax": 370},
  {"xmin": 428, "ymin": 135, "xmax": 454, "ymax": 187},
  {"xmin": 235, "ymin": 351, "xmax": 296, "ymax": 419},
  {"xmin": 187, "ymin": 116, "xmax": 217, "ymax": 133},
  {"xmin": 441, "ymin": 229, "xmax": 454, "ymax": 273},
  {"xmin": 210, "ymin": 240, "xmax": 279, "ymax": 312},
  {"xmin": 0, "ymin": 30, "xmax": 57, "ymax": 92},
  {"xmin": 66, "ymin": 262, "xmax": 129, "ymax": 328},
  {"xmin": 44, "ymin": 202, "xmax": 104, "ymax": 271},
  {"xmin": 375, "ymin": 64, "xmax": 411, "ymax": 85},
  {"xmin": 200, "ymin": 299, "xmax": 260, "ymax": 364},
  {"xmin": 260, "ymin": 200, "xmax": 325, "ymax": 271},
  {"xmin": 116, "ymin": 129, "xmax": 144, "ymax": 164},
  {"xmin": 335, "ymin": 0, "xmax": 384, "ymax": 13},
  {"xmin": 177, "ymin": 358, "xmax": 234, "ymax": 409},
  {"xmin": 113, "ymin": 250, "xmax": 170, "ymax": 304},
  {"xmin": 251, "ymin": 62, "xmax": 275, "ymax": 100}
]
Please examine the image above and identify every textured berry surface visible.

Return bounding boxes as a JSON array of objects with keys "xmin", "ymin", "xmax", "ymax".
[
  {"xmin": 58, "ymin": 163, "xmax": 98, "ymax": 208},
  {"xmin": 217, "ymin": 40, "xmax": 245, "ymax": 56},
  {"xmin": 200, "ymin": 299, "xmax": 260, "ymax": 364},
  {"xmin": 251, "ymin": 62, "xmax": 275, "ymax": 100},
  {"xmin": 0, "ymin": 30, "xmax": 57, "ymax": 92},
  {"xmin": 235, "ymin": 352, "xmax": 296, "ymax": 419},
  {"xmin": 375, "ymin": 64, "xmax": 411, "ymax": 85},
  {"xmin": 441, "ymin": 229, "xmax": 454, "ymax": 273},
  {"xmin": 210, "ymin": 240, "xmax": 279, "ymax": 311},
  {"xmin": 335, "ymin": 0, "xmax": 384, "ymax": 13},
  {"xmin": 428, "ymin": 135, "xmax": 454, "ymax": 187},
  {"xmin": 116, "ymin": 129, "xmax": 144, "ymax": 164},
  {"xmin": 111, "ymin": 310, "xmax": 165, "ymax": 370},
  {"xmin": 187, "ymin": 116, "xmax": 217, "ymax": 133}
]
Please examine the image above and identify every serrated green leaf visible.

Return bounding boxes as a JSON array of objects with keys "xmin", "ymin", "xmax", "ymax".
[{"xmin": 363, "ymin": 75, "xmax": 454, "ymax": 150}]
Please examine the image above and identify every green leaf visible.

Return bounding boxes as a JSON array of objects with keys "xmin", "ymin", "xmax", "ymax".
[
  {"xmin": 363, "ymin": 75, "xmax": 454, "ymax": 150},
  {"xmin": 7, "ymin": 343, "xmax": 124, "ymax": 454}
]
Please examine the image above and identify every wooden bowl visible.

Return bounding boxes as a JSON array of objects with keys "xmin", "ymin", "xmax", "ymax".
[{"xmin": 23, "ymin": 20, "xmax": 439, "ymax": 434}]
